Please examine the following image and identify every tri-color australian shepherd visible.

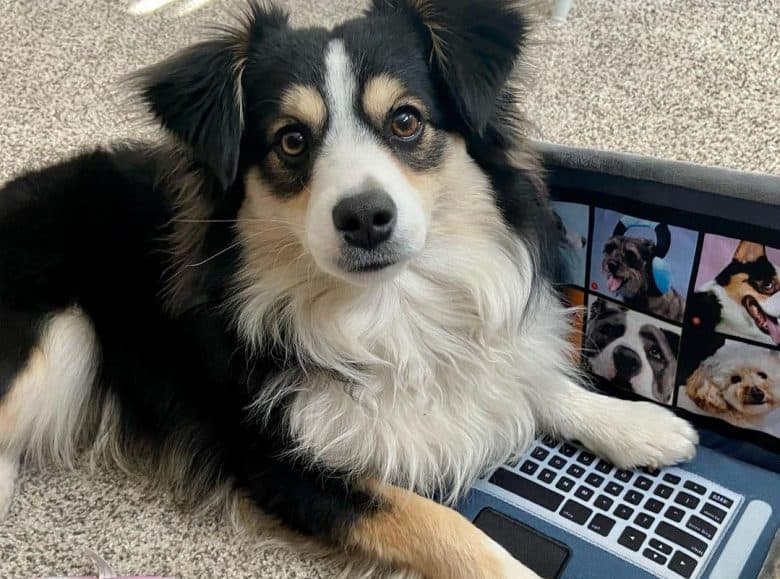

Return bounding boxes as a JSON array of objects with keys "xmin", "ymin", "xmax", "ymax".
[{"xmin": 0, "ymin": 1, "xmax": 699, "ymax": 576}]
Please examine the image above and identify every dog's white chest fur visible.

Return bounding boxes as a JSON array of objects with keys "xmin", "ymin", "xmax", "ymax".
[{"xmin": 272, "ymin": 240, "xmax": 573, "ymax": 501}]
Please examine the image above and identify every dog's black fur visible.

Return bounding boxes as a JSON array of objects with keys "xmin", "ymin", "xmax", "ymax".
[{"xmin": 0, "ymin": 0, "xmax": 557, "ymax": 558}]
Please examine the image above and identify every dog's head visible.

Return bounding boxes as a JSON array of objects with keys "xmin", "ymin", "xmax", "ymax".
[
  {"xmin": 687, "ymin": 342, "xmax": 780, "ymax": 421},
  {"xmin": 584, "ymin": 298, "xmax": 679, "ymax": 403},
  {"xmin": 601, "ymin": 236, "xmax": 658, "ymax": 299},
  {"xmin": 134, "ymin": 0, "xmax": 544, "ymax": 293},
  {"xmin": 715, "ymin": 241, "xmax": 780, "ymax": 343}
]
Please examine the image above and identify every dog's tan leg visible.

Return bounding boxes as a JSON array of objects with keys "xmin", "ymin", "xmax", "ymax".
[
  {"xmin": 345, "ymin": 483, "xmax": 539, "ymax": 579},
  {"xmin": 0, "ymin": 308, "xmax": 98, "ymax": 519}
]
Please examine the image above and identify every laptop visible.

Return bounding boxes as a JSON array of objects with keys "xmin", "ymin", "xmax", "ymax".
[{"xmin": 457, "ymin": 143, "xmax": 780, "ymax": 579}]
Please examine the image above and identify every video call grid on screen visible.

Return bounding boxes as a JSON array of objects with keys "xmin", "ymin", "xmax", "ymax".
[{"xmin": 552, "ymin": 199, "xmax": 780, "ymax": 442}]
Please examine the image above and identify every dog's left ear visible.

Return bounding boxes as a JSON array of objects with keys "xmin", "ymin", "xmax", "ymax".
[
  {"xmin": 133, "ymin": 5, "xmax": 289, "ymax": 190},
  {"xmin": 371, "ymin": 0, "xmax": 528, "ymax": 134},
  {"xmin": 662, "ymin": 330, "xmax": 680, "ymax": 357}
]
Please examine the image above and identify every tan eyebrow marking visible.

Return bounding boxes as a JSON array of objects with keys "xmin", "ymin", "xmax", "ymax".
[
  {"xmin": 362, "ymin": 74, "xmax": 426, "ymax": 127},
  {"xmin": 270, "ymin": 84, "xmax": 327, "ymax": 137}
]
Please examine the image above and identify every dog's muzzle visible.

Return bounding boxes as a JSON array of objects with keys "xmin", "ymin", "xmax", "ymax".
[{"xmin": 332, "ymin": 189, "xmax": 404, "ymax": 273}]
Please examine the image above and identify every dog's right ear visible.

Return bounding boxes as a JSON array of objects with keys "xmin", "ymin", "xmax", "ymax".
[
  {"xmin": 132, "ymin": 3, "xmax": 288, "ymax": 191},
  {"xmin": 733, "ymin": 241, "xmax": 766, "ymax": 263},
  {"xmin": 369, "ymin": 0, "xmax": 528, "ymax": 135}
]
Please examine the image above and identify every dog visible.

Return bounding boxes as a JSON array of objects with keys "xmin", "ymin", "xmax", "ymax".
[
  {"xmin": 692, "ymin": 241, "xmax": 780, "ymax": 345},
  {"xmin": 584, "ymin": 298, "xmax": 680, "ymax": 404},
  {"xmin": 685, "ymin": 342, "xmax": 780, "ymax": 428},
  {"xmin": 553, "ymin": 208, "xmax": 586, "ymax": 285},
  {"xmin": 0, "ymin": 2, "xmax": 698, "ymax": 577},
  {"xmin": 601, "ymin": 218, "xmax": 686, "ymax": 321}
]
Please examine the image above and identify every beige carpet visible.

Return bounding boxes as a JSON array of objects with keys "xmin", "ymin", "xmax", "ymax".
[{"xmin": 1, "ymin": 1, "xmax": 778, "ymax": 578}]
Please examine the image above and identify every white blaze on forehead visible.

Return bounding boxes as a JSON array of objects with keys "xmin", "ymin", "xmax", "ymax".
[
  {"xmin": 323, "ymin": 39, "xmax": 362, "ymax": 139},
  {"xmin": 305, "ymin": 39, "xmax": 428, "ymax": 280}
]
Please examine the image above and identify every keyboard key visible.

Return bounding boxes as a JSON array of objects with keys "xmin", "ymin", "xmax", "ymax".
[
  {"xmin": 645, "ymin": 498, "xmax": 664, "ymax": 513},
  {"xmin": 588, "ymin": 513, "xmax": 616, "ymax": 537},
  {"xmin": 669, "ymin": 551, "xmax": 697, "ymax": 578},
  {"xmin": 663, "ymin": 473, "xmax": 681, "ymax": 485},
  {"xmin": 642, "ymin": 548, "xmax": 667, "ymax": 566},
  {"xmin": 531, "ymin": 447, "xmax": 550, "ymax": 461},
  {"xmin": 605, "ymin": 482, "xmax": 623, "ymax": 496},
  {"xmin": 665, "ymin": 506, "xmax": 685, "ymax": 523},
  {"xmin": 596, "ymin": 460, "xmax": 613, "ymax": 474},
  {"xmin": 686, "ymin": 515, "xmax": 717, "ymax": 540},
  {"xmin": 656, "ymin": 521, "xmax": 707, "ymax": 557},
  {"xmin": 642, "ymin": 467, "xmax": 661, "ymax": 477},
  {"xmin": 549, "ymin": 455, "xmax": 567, "ymax": 469},
  {"xmin": 617, "ymin": 526, "xmax": 646, "ymax": 552},
  {"xmin": 577, "ymin": 452, "xmax": 596, "ymax": 465},
  {"xmin": 575, "ymin": 486, "xmax": 594, "ymax": 502},
  {"xmin": 615, "ymin": 504, "xmax": 634, "ymax": 520},
  {"xmin": 650, "ymin": 538, "xmax": 673, "ymax": 555},
  {"xmin": 635, "ymin": 513, "xmax": 655, "ymax": 529},
  {"xmin": 654, "ymin": 484, "xmax": 674, "ymax": 498},
  {"xmin": 684, "ymin": 481, "xmax": 706, "ymax": 495},
  {"xmin": 674, "ymin": 492, "xmax": 700, "ymax": 510},
  {"xmin": 625, "ymin": 490, "xmax": 644, "ymax": 505},
  {"xmin": 615, "ymin": 470, "xmax": 633, "ymax": 482},
  {"xmin": 520, "ymin": 460, "xmax": 539, "ymax": 475},
  {"xmin": 538, "ymin": 468, "xmax": 556, "ymax": 484},
  {"xmin": 634, "ymin": 476, "xmax": 653, "ymax": 490},
  {"xmin": 556, "ymin": 476, "xmax": 575, "ymax": 492},
  {"xmin": 595, "ymin": 495, "xmax": 614, "ymax": 511},
  {"xmin": 585, "ymin": 473, "xmax": 604, "ymax": 488},
  {"xmin": 489, "ymin": 469, "xmax": 565, "ymax": 512},
  {"xmin": 560, "ymin": 443, "xmax": 577, "ymax": 457},
  {"xmin": 566, "ymin": 464, "xmax": 585, "ymax": 478},
  {"xmin": 560, "ymin": 499, "xmax": 592, "ymax": 525},
  {"xmin": 542, "ymin": 436, "xmax": 558, "ymax": 447},
  {"xmin": 709, "ymin": 492, "xmax": 733, "ymax": 509},
  {"xmin": 700, "ymin": 502, "xmax": 727, "ymax": 524}
]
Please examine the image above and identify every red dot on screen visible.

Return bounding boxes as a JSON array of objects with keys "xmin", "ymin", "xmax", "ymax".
[
  {"xmin": 591, "ymin": 282, "xmax": 598, "ymax": 290},
  {"xmin": 691, "ymin": 316, "xmax": 701, "ymax": 326}
]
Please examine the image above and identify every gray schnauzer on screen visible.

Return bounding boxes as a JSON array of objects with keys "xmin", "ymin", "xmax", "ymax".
[{"xmin": 602, "ymin": 217, "xmax": 685, "ymax": 322}]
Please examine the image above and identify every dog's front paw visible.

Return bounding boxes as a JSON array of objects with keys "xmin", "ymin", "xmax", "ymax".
[{"xmin": 586, "ymin": 401, "xmax": 698, "ymax": 470}]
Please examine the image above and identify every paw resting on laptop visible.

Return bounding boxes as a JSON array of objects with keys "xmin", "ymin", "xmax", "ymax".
[{"xmin": 581, "ymin": 401, "xmax": 698, "ymax": 470}]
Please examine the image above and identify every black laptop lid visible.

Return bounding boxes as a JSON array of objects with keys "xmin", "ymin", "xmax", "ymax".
[{"xmin": 538, "ymin": 142, "xmax": 780, "ymax": 472}]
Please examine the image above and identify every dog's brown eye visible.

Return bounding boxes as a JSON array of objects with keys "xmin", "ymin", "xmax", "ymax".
[
  {"xmin": 758, "ymin": 371, "xmax": 768, "ymax": 380},
  {"xmin": 390, "ymin": 107, "xmax": 423, "ymax": 140},
  {"xmin": 648, "ymin": 346, "xmax": 663, "ymax": 361},
  {"xmin": 731, "ymin": 375, "xmax": 741, "ymax": 384},
  {"xmin": 277, "ymin": 126, "xmax": 308, "ymax": 157}
]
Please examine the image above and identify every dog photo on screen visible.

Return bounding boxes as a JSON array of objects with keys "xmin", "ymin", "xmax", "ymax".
[
  {"xmin": 551, "ymin": 201, "xmax": 589, "ymax": 287},
  {"xmin": 589, "ymin": 209, "xmax": 698, "ymax": 323},
  {"xmin": 584, "ymin": 297, "xmax": 681, "ymax": 404},
  {"xmin": 677, "ymin": 338, "xmax": 780, "ymax": 436},
  {"xmin": 689, "ymin": 235, "xmax": 780, "ymax": 346}
]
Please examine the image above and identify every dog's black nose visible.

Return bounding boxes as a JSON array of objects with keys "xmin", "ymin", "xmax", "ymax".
[
  {"xmin": 747, "ymin": 386, "xmax": 766, "ymax": 403},
  {"xmin": 613, "ymin": 345, "xmax": 641, "ymax": 379},
  {"xmin": 332, "ymin": 190, "xmax": 397, "ymax": 250},
  {"xmin": 606, "ymin": 260, "xmax": 619, "ymax": 274}
]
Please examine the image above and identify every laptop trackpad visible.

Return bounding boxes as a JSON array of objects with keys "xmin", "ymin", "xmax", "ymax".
[{"xmin": 473, "ymin": 508, "xmax": 571, "ymax": 578}]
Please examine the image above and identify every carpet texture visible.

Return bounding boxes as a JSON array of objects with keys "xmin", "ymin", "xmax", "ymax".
[{"xmin": 1, "ymin": 1, "xmax": 778, "ymax": 578}]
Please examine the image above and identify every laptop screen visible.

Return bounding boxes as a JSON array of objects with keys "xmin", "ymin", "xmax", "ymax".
[{"xmin": 542, "ymin": 144, "xmax": 780, "ymax": 472}]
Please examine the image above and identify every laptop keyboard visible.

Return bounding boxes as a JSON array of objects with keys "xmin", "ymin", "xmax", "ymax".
[{"xmin": 475, "ymin": 437, "xmax": 743, "ymax": 579}]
